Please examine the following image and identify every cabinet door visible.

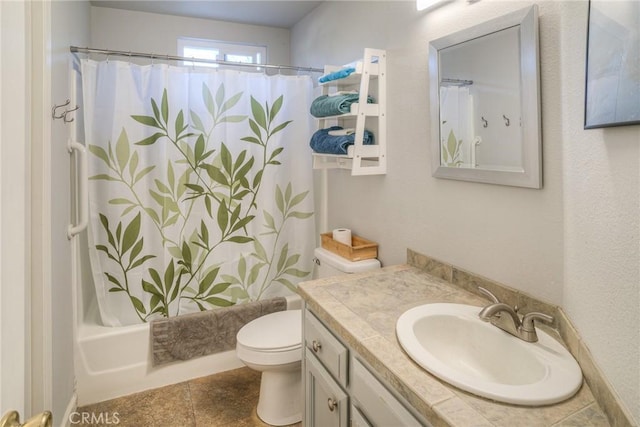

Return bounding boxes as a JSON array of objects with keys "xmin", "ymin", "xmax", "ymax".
[{"xmin": 305, "ymin": 348, "xmax": 348, "ymax": 427}]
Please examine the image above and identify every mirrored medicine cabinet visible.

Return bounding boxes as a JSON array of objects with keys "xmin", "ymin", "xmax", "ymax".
[{"xmin": 429, "ymin": 5, "xmax": 542, "ymax": 188}]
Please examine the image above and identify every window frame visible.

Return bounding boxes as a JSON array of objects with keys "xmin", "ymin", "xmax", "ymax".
[{"xmin": 177, "ymin": 37, "xmax": 266, "ymax": 70}]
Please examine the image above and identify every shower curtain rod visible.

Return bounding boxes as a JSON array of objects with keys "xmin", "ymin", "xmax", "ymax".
[
  {"xmin": 441, "ymin": 78, "xmax": 474, "ymax": 86},
  {"xmin": 70, "ymin": 46, "xmax": 324, "ymax": 73}
]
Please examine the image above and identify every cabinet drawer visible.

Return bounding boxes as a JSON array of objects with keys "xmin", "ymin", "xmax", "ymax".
[
  {"xmin": 352, "ymin": 358, "xmax": 424, "ymax": 427},
  {"xmin": 305, "ymin": 309, "xmax": 348, "ymax": 386},
  {"xmin": 305, "ymin": 348, "xmax": 349, "ymax": 427},
  {"xmin": 351, "ymin": 404, "xmax": 373, "ymax": 427}
]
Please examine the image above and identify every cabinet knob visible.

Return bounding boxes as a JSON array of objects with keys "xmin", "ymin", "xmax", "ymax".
[
  {"xmin": 327, "ymin": 398, "xmax": 338, "ymax": 412},
  {"xmin": 312, "ymin": 340, "xmax": 322, "ymax": 352}
]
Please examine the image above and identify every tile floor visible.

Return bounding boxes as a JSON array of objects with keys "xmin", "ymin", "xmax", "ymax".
[{"xmin": 76, "ymin": 367, "xmax": 301, "ymax": 427}]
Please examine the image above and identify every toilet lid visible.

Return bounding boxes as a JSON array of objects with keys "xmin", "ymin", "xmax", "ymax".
[{"xmin": 237, "ymin": 309, "xmax": 302, "ymax": 352}]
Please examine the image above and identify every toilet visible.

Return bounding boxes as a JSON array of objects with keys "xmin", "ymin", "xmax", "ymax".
[
  {"xmin": 236, "ymin": 246, "xmax": 381, "ymax": 426},
  {"xmin": 236, "ymin": 309, "xmax": 303, "ymax": 426},
  {"xmin": 311, "ymin": 246, "xmax": 381, "ymax": 279}
]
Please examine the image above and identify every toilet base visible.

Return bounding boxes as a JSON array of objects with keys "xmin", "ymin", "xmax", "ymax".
[{"xmin": 256, "ymin": 367, "xmax": 302, "ymax": 426}]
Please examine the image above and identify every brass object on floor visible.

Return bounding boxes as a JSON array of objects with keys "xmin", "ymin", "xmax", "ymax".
[{"xmin": 0, "ymin": 411, "xmax": 52, "ymax": 427}]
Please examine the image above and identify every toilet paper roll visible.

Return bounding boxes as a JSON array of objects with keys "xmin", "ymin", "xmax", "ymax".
[{"xmin": 332, "ymin": 228, "xmax": 352, "ymax": 246}]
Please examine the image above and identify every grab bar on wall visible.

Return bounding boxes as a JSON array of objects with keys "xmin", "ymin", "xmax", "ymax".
[{"xmin": 68, "ymin": 139, "xmax": 88, "ymax": 239}]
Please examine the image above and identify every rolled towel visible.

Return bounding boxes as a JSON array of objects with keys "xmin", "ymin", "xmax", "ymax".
[
  {"xmin": 310, "ymin": 126, "xmax": 374, "ymax": 155},
  {"xmin": 310, "ymin": 93, "xmax": 375, "ymax": 118},
  {"xmin": 318, "ymin": 67, "xmax": 356, "ymax": 83}
]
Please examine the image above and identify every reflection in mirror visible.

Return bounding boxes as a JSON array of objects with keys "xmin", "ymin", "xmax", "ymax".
[
  {"xmin": 430, "ymin": 6, "xmax": 542, "ymax": 188},
  {"xmin": 439, "ymin": 26, "xmax": 522, "ymax": 171}
]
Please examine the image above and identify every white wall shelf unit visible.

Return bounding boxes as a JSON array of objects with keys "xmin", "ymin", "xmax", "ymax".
[{"xmin": 312, "ymin": 48, "xmax": 386, "ymax": 176}]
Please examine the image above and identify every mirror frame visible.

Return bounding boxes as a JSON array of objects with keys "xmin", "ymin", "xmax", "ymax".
[
  {"xmin": 584, "ymin": 0, "xmax": 640, "ymax": 129},
  {"xmin": 429, "ymin": 5, "xmax": 542, "ymax": 189}
]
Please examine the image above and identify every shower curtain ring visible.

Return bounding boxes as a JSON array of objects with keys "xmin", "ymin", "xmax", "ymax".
[
  {"xmin": 128, "ymin": 51, "xmax": 132, "ymax": 64},
  {"xmin": 151, "ymin": 53, "xmax": 155, "ymax": 66}
]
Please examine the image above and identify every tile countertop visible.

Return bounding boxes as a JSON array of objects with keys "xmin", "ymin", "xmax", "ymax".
[{"xmin": 298, "ymin": 264, "xmax": 610, "ymax": 427}]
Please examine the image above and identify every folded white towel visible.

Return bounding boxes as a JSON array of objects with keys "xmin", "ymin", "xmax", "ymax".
[
  {"xmin": 328, "ymin": 128, "xmax": 355, "ymax": 136},
  {"xmin": 328, "ymin": 90, "xmax": 358, "ymax": 97}
]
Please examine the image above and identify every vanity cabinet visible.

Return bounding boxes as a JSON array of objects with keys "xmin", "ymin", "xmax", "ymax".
[
  {"xmin": 303, "ymin": 307, "xmax": 428, "ymax": 427},
  {"xmin": 304, "ymin": 309, "xmax": 348, "ymax": 385},
  {"xmin": 304, "ymin": 309, "xmax": 349, "ymax": 426},
  {"xmin": 305, "ymin": 347, "xmax": 349, "ymax": 427},
  {"xmin": 351, "ymin": 358, "xmax": 423, "ymax": 427}
]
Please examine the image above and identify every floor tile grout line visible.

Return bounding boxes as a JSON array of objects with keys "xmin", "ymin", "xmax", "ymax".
[{"xmin": 186, "ymin": 379, "xmax": 198, "ymax": 427}]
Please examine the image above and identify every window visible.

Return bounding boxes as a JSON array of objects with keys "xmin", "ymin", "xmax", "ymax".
[{"xmin": 177, "ymin": 37, "xmax": 266, "ymax": 70}]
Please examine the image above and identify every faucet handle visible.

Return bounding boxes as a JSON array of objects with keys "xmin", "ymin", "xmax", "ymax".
[
  {"xmin": 478, "ymin": 287, "xmax": 500, "ymax": 304},
  {"xmin": 521, "ymin": 312, "xmax": 554, "ymax": 332}
]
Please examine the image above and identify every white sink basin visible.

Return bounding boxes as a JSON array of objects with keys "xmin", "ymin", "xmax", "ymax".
[{"xmin": 396, "ymin": 303, "xmax": 582, "ymax": 405}]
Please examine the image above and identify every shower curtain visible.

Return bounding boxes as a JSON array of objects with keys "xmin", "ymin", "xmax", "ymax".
[
  {"xmin": 82, "ymin": 59, "xmax": 315, "ymax": 326},
  {"xmin": 439, "ymin": 86, "xmax": 473, "ymax": 167}
]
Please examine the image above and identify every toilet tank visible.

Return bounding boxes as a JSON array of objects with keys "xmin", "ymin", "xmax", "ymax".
[{"xmin": 313, "ymin": 247, "xmax": 381, "ymax": 279}]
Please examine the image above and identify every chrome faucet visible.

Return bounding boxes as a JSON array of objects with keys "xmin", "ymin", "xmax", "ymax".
[{"xmin": 477, "ymin": 287, "xmax": 553, "ymax": 343}]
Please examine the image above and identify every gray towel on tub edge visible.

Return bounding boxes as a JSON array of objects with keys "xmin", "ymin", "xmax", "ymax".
[{"xmin": 150, "ymin": 297, "xmax": 287, "ymax": 366}]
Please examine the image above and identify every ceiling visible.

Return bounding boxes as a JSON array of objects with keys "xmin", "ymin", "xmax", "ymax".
[{"xmin": 90, "ymin": 1, "xmax": 323, "ymax": 29}]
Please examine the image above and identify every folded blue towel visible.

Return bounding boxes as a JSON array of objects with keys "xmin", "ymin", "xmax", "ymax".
[
  {"xmin": 310, "ymin": 126, "xmax": 374, "ymax": 155},
  {"xmin": 318, "ymin": 67, "xmax": 356, "ymax": 84},
  {"xmin": 310, "ymin": 93, "xmax": 375, "ymax": 118}
]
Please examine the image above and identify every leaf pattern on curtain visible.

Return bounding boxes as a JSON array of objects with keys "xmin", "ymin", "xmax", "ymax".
[
  {"xmin": 441, "ymin": 129, "xmax": 463, "ymax": 167},
  {"xmin": 85, "ymin": 69, "xmax": 314, "ymax": 325}
]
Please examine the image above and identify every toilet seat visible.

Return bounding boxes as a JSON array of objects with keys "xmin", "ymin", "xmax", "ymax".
[{"xmin": 236, "ymin": 309, "xmax": 302, "ymax": 366}]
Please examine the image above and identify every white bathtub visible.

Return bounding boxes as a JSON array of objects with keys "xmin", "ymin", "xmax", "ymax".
[
  {"xmin": 74, "ymin": 299, "xmax": 240, "ymax": 405},
  {"xmin": 73, "ymin": 232, "xmax": 302, "ymax": 406},
  {"xmin": 75, "ymin": 293, "xmax": 301, "ymax": 406}
]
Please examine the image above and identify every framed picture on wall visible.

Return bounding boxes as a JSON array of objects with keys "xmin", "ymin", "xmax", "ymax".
[{"xmin": 584, "ymin": 0, "xmax": 640, "ymax": 129}]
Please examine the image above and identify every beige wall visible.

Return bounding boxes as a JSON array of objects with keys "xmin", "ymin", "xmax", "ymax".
[
  {"xmin": 559, "ymin": 1, "xmax": 639, "ymax": 422},
  {"xmin": 91, "ymin": 6, "xmax": 291, "ymax": 65},
  {"xmin": 51, "ymin": 0, "xmax": 91, "ymax": 424},
  {"xmin": 294, "ymin": 1, "xmax": 565, "ymax": 302},
  {"xmin": 292, "ymin": 0, "xmax": 639, "ymax": 422}
]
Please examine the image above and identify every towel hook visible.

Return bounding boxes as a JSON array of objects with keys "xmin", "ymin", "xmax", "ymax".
[
  {"xmin": 481, "ymin": 116, "xmax": 488, "ymax": 128},
  {"xmin": 52, "ymin": 99, "xmax": 71, "ymax": 119},
  {"xmin": 53, "ymin": 99, "xmax": 79, "ymax": 123},
  {"xmin": 503, "ymin": 114, "xmax": 510, "ymax": 127},
  {"xmin": 63, "ymin": 105, "xmax": 80, "ymax": 123}
]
